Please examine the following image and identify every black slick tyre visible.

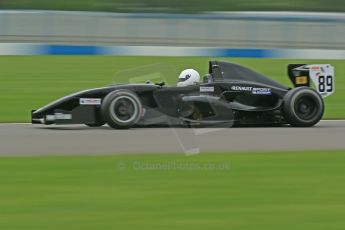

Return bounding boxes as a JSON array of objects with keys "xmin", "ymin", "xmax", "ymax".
[
  {"xmin": 101, "ymin": 90, "xmax": 142, "ymax": 129},
  {"xmin": 283, "ymin": 87, "xmax": 324, "ymax": 127}
]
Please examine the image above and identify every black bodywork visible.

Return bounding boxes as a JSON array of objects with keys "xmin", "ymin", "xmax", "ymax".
[{"xmin": 32, "ymin": 61, "xmax": 292, "ymax": 127}]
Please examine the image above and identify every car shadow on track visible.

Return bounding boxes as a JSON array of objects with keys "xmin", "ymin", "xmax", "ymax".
[{"xmin": 34, "ymin": 123, "xmax": 298, "ymax": 131}]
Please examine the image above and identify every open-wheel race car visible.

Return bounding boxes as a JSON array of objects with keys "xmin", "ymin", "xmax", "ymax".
[{"xmin": 32, "ymin": 60, "xmax": 334, "ymax": 128}]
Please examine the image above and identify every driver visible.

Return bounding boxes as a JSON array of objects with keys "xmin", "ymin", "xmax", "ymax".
[{"xmin": 177, "ymin": 69, "xmax": 200, "ymax": 87}]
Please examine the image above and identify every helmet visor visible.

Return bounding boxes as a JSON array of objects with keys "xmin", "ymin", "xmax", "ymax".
[{"xmin": 177, "ymin": 74, "xmax": 191, "ymax": 82}]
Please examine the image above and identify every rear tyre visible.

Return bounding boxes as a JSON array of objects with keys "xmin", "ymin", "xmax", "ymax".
[
  {"xmin": 283, "ymin": 87, "xmax": 324, "ymax": 127},
  {"xmin": 101, "ymin": 90, "xmax": 142, "ymax": 129}
]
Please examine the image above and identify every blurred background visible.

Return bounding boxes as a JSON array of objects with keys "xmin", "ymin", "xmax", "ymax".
[
  {"xmin": 0, "ymin": 0, "xmax": 345, "ymax": 48},
  {"xmin": 0, "ymin": 0, "xmax": 345, "ymax": 12}
]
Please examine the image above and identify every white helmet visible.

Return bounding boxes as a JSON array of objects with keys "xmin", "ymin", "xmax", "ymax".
[{"xmin": 177, "ymin": 69, "xmax": 200, "ymax": 87}]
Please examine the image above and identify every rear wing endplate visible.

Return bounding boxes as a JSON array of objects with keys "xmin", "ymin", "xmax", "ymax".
[{"xmin": 288, "ymin": 64, "xmax": 334, "ymax": 98}]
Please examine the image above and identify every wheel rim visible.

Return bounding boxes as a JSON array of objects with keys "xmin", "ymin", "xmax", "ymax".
[
  {"xmin": 110, "ymin": 96, "xmax": 138, "ymax": 123},
  {"xmin": 294, "ymin": 95, "xmax": 319, "ymax": 120}
]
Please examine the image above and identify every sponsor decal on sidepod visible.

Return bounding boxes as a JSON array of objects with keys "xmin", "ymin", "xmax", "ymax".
[
  {"xmin": 231, "ymin": 86, "xmax": 271, "ymax": 95},
  {"xmin": 252, "ymin": 88, "xmax": 272, "ymax": 95}
]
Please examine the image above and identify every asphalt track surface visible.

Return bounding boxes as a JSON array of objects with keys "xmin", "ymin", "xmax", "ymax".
[{"xmin": 0, "ymin": 120, "xmax": 344, "ymax": 156}]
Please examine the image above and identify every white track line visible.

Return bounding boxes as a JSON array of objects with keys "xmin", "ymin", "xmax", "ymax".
[{"xmin": 0, "ymin": 123, "xmax": 30, "ymax": 125}]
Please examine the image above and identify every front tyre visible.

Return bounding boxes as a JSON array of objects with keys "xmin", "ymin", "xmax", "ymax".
[
  {"xmin": 101, "ymin": 90, "xmax": 142, "ymax": 129},
  {"xmin": 283, "ymin": 87, "xmax": 324, "ymax": 127}
]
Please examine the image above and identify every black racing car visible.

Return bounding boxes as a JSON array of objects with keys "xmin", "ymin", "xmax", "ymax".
[{"xmin": 31, "ymin": 60, "xmax": 334, "ymax": 128}]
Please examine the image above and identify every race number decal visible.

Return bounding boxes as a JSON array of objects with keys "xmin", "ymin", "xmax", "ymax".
[{"xmin": 309, "ymin": 64, "xmax": 335, "ymax": 98}]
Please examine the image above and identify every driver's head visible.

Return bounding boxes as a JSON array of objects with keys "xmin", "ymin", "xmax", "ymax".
[{"xmin": 177, "ymin": 69, "xmax": 200, "ymax": 87}]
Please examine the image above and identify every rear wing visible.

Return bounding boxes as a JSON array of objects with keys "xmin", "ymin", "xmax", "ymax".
[{"xmin": 288, "ymin": 64, "xmax": 335, "ymax": 98}]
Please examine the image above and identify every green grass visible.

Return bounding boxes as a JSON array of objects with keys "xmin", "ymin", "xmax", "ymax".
[
  {"xmin": 0, "ymin": 150, "xmax": 345, "ymax": 229},
  {"xmin": 0, "ymin": 56, "xmax": 344, "ymax": 122}
]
